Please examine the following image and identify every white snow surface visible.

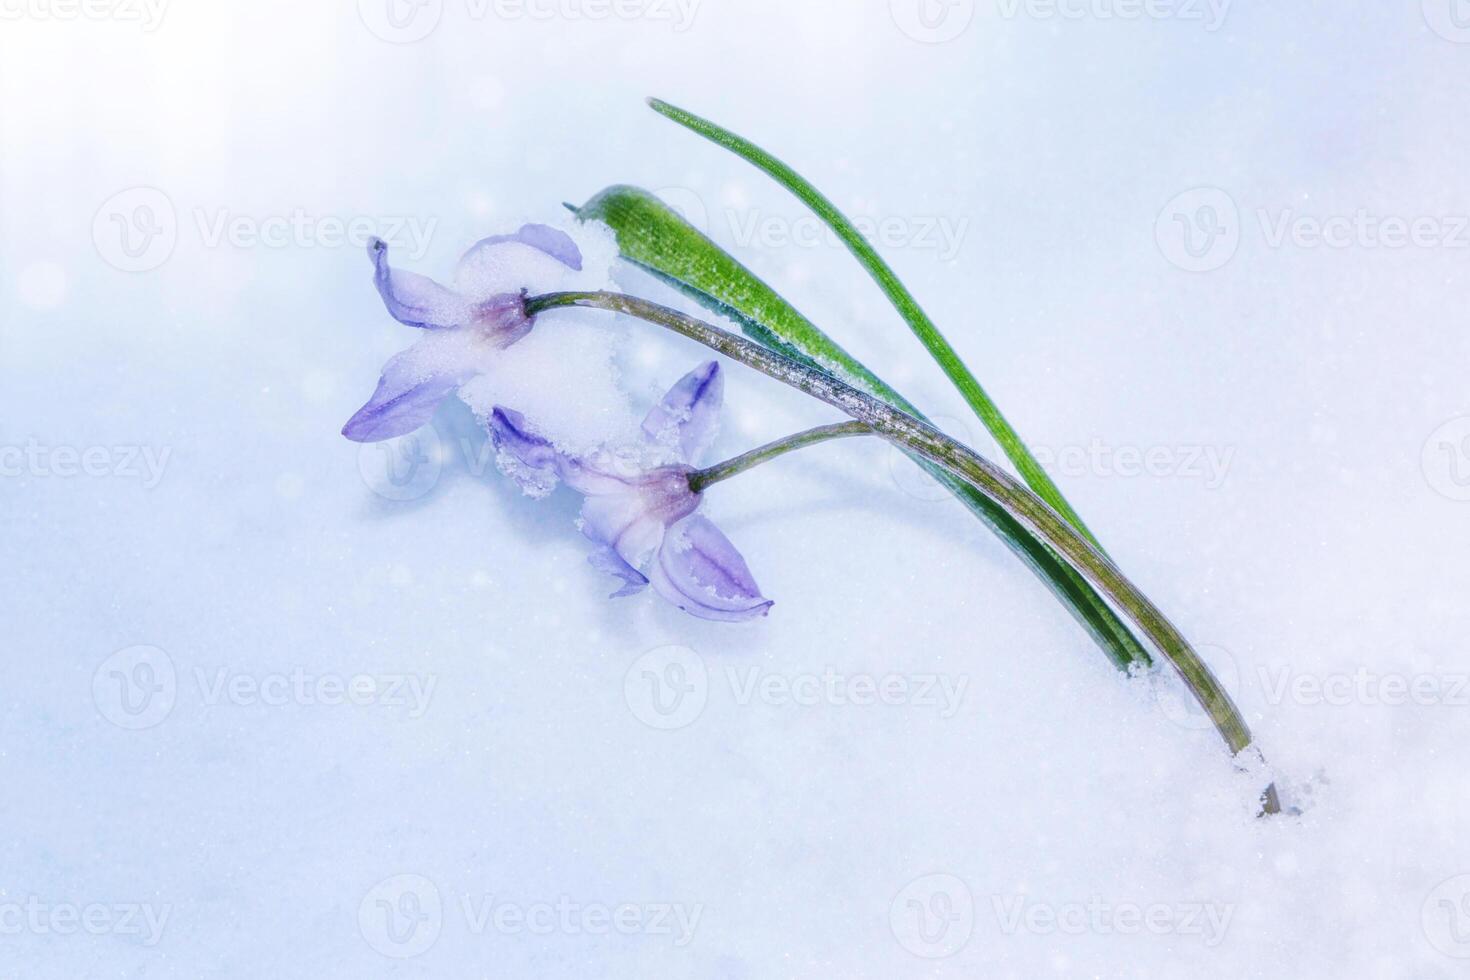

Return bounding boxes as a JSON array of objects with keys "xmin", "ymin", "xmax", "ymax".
[{"xmin": 3, "ymin": 2, "xmax": 1469, "ymax": 977}]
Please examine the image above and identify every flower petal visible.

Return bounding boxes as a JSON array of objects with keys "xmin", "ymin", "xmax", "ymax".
[
  {"xmin": 486, "ymin": 407, "xmax": 562, "ymax": 497},
  {"xmin": 341, "ymin": 340, "xmax": 473, "ymax": 440},
  {"xmin": 504, "ymin": 223, "xmax": 583, "ymax": 271},
  {"xmin": 455, "ymin": 224, "xmax": 583, "ymax": 300},
  {"xmin": 648, "ymin": 515, "xmax": 772, "ymax": 623},
  {"xmin": 579, "ymin": 493, "xmax": 668, "ymax": 571},
  {"xmin": 587, "ymin": 545, "xmax": 649, "ymax": 598},
  {"xmin": 368, "ymin": 238, "xmax": 473, "ymax": 329},
  {"xmin": 641, "ymin": 361, "xmax": 723, "ymax": 463}
]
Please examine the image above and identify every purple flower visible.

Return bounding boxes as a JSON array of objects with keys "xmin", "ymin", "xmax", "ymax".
[
  {"xmin": 342, "ymin": 224, "xmax": 583, "ymax": 443},
  {"xmin": 489, "ymin": 362, "xmax": 773, "ymax": 623}
]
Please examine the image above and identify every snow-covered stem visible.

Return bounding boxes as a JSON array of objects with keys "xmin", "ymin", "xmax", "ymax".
[
  {"xmin": 688, "ymin": 421, "xmax": 872, "ymax": 493},
  {"xmin": 524, "ymin": 290, "xmax": 1280, "ymax": 815}
]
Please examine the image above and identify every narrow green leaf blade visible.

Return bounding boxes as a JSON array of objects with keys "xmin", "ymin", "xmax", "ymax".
[{"xmin": 646, "ymin": 97, "xmax": 1104, "ymax": 552}]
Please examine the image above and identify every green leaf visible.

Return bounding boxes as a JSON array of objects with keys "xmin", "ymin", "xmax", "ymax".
[
  {"xmin": 574, "ymin": 184, "xmax": 1149, "ymax": 670},
  {"xmin": 646, "ymin": 97, "xmax": 1104, "ymax": 552}
]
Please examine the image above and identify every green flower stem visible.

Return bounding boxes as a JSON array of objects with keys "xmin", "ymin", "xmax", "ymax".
[
  {"xmin": 646, "ymin": 98, "xmax": 1103, "ymax": 550},
  {"xmin": 526, "ymin": 288, "xmax": 1280, "ymax": 816},
  {"xmin": 688, "ymin": 421, "xmax": 873, "ymax": 493}
]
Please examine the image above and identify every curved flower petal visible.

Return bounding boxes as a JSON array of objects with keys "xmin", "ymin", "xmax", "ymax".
[
  {"xmin": 455, "ymin": 224, "xmax": 584, "ymax": 300},
  {"xmin": 587, "ymin": 545, "xmax": 649, "ymax": 598},
  {"xmin": 557, "ymin": 449, "xmax": 645, "ymax": 497},
  {"xmin": 641, "ymin": 361, "xmax": 723, "ymax": 463},
  {"xmin": 368, "ymin": 238, "xmax": 473, "ymax": 329},
  {"xmin": 501, "ymin": 223, "xmax": 583, "ymax": 271},
  {"xmin": 486, "ymin": 407, "xmax": 561, "ymax": 496},
  {"xmin": 648, "ymin": 515, "xmax": 773, "ymax": 623},
  {"xmin": 579, "ymin": 492, "xmax": 669, "ymax": 571},
  {"xmin": 342, "ymin": 346, "xmax": 472, "ymax": 443}
]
